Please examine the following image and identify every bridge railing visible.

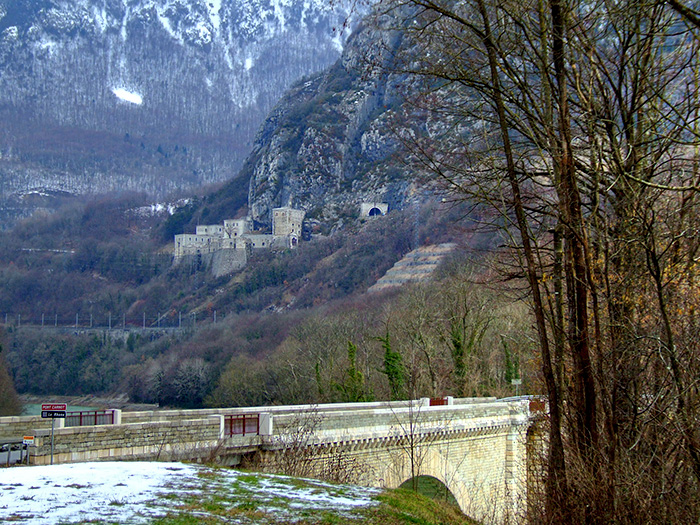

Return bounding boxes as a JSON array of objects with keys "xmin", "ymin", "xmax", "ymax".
[
  {"xmin": 225, "ymin": 414, "xmax": 259, "ymax": 436},
  {"xmin": 65, "ymin": 410, "xmax": 116, "ymax": 428}
]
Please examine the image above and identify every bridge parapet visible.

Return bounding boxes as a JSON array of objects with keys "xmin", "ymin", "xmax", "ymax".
[
  {"xmin": 118, "ymin": 399, "xmax": 443, "ymax": 425},
  {"xmin": 265, "ymin": 399, "xmax": 530, "ymax": 449},
  {"xmin": 29, "ymin": 415, "xmax": 228, "ymax": 465}
]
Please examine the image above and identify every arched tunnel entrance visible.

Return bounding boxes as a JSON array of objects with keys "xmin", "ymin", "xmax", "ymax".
[{"xmin": 399, "ymin": 475, "xmax": 459, "ymax": 507}]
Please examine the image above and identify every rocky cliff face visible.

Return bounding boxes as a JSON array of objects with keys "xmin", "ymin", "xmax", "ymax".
[
  {"xmin": 0, "ymin": 0, "xmax": 360, "ymax": 225},
  {"xmin": 242, "ymin": 7, "xmax": 430, "ymax": 228}
]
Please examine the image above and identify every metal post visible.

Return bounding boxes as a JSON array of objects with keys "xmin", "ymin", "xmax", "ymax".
[
  {"xmin": 123, "ymin": 313, "xmax": 126, "ymax": 329},
  {"xmin": 55, "ymin": 313, "xmax": 57, "ymax": 327},
  {"xmin": 75, "ymin": 313, "xmax": 78, "ymax": 329},
  {"xmin": 51, "ymin": 418, "xmax": 55, "ymax": 465},
  {"xmin": 214, "ymin": 310, "xmax": 217, "ymax": 323},
  {"xmin": 41, "ymin": 313, "xmax": 44, "ymax": 328},
  {"xmin": 108, "ymin": 312, "xmax": 111, "ymax": 330},
  {"xmin": 90, "ymin": 313, "xmax": 93, "ymax": 328},
  {"xmin": 143, "ymin": 312, "xmax": 146, "ymax": 329}
]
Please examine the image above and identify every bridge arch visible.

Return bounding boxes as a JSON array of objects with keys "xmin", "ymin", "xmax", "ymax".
[
  {"xmin": 399, "ymin": 475, "xmax": 459, "ymax": 507},
  {"xmin": 366, "ymin": 427, "xmax": 525, "ymax": 524}
]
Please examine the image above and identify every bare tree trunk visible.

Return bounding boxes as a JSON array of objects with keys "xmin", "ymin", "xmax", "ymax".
[{"xmin": 475, "ymin": 0, "xmax": 569, "ymax": 517}]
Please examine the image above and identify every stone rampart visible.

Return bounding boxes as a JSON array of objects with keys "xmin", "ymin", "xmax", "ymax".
[{"xmin": 211, "ymin": 247, "xmax": 248, "ymax": 277}]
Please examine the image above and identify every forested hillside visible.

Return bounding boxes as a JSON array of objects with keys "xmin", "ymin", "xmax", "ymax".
[{"xmin": 1, "ymin": 189, "xmax": 504, "ymax": 407}]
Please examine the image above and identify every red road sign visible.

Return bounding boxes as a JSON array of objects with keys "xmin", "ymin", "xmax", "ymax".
[{"xmin": 42, "ymin": 404, "xmax": 67, "ymax": 411}]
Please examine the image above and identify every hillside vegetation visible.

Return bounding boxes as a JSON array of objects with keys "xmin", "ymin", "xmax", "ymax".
[{"xmin": 1, "ymin": 193, "xmax": 526, "ymax": 409}]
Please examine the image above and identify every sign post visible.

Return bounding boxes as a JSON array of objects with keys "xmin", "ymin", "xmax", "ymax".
[
  {"xmin": 41, "ymin": 404, "xmax": 67, "ymax": 465},
  {"xmin": 511, "ymin": 378, "xmax": 522, "ymax": 397},
  {"xmin": 22, "ymin": 436, "xmax": 34, "ymax": 465}
]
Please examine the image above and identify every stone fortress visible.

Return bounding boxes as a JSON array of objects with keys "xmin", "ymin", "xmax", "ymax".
[
  {"xmin": 173, "ymin": 203, "xmax": 387, "ymax": 277},
  {"xmin": 173, "ymin": 207, "xmax": 305, "ymax": 277}
]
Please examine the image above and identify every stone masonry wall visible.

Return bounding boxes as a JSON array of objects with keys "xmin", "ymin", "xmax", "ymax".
[
  {"xmin": 261, "ymin": 400, "xmax": 529, "ymax": 524},
  {"xmin": 211, "ymin": 247, "xmax": 248, "ymax": 277},
  {"xmin": 29, "ymin": 416, "xmax": 224, "ymax": 466},
  {"xmin": 0, "ymin": 414, "xmax": 56, "ymax": 438}
]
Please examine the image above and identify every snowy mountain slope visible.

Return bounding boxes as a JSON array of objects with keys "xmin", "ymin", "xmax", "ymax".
[{"xmin": 0, "ymin": 0, "xmax": 362, "ymax": 225}]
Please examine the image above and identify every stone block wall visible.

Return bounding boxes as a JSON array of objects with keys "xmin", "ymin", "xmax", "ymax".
[
  {"xmin": 360, "ymin": 202, "xmax": 389, "ymax": 217},
  {"xmin": 211, "ymin": 247, "xmax": 248, "ymax": 277},
  {"xmin": 0, "ymin": 415, "xmax": 57, "ymax": 437},
  {"xmin": 29, "ymin": 416, "xmax": 224, "ymax": 465},
  {"xmin": 263, "ymin": 399, "xmax": 529, "ymax": 524}
]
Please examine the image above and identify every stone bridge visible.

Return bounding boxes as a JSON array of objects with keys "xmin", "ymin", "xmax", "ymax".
[{"xmin": 0, "ymin": 397, "xmax": 539, "ymax": 523}]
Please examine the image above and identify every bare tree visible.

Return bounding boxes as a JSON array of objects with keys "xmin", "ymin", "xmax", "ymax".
[{"xmin": 363, "ymin": 0, "xmax": 700, "ymax": 521}]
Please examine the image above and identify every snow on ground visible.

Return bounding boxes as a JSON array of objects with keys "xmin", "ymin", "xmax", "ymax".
[
  {"xmin": 0, "ymin": 462, "xmax": 197, "ymax": 524},
  {"xmin": 112, "ymin": 87, "xmax": 143, "ymax": 105},
  {"xmin": 0, "ymin": 461, "xmax": 380, "ymax": 524}
]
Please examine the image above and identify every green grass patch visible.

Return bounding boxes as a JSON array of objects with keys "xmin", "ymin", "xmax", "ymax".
[
  {"xmin": 364, "ymin": 488, "xmax": 478, "ymax": 525},
  {"xmin": 151, "ymin": 514, "xmax": 221, "ymax": 525},
  {"xmin": 235, "ymin": 473, "xmax": 262, "ymax": 484}
]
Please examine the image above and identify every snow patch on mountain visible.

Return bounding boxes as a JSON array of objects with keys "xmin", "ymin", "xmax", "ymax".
[
  {"xmin": 0, "ymin": 0, "xmax": 369, "ymax": 222},
  {"xmin": 2, "ymin": 26, "xmax": 19, "ymax": 43},
  {"xmin": 120, "ymin": 4, "xmax": 129, "ymax": 41},
  {"xmin": 271, "ymin": 0, "xmax": 290, "ymax": 31},
  {"xmin": 112, "ymin": 88, "xmax": 143, "ymax": 105},
  {"xmin": 91, "ymin": 6, "xmax": 109, "ymax": 33},
  {"xmin": 208, "ymin": 0, "xmax": 222, "ymax": 31}
]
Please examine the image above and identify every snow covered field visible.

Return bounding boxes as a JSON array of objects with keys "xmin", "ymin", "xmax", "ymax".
[{"xmin": 0, "ymin": 461, "xmax": 380, "ymax": 524}]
